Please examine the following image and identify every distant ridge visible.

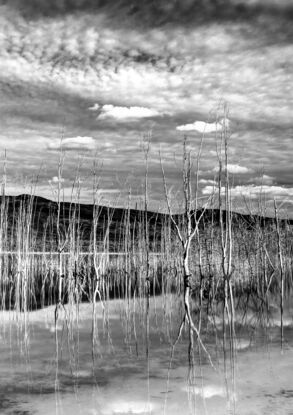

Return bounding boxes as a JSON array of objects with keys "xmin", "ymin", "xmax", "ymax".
[{"xmin": 0, "ymin": 194, "xmax": 291, "ymax": 252}]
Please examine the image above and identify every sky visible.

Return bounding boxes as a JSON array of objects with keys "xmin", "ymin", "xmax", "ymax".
[{"xmin": 0, "ymin": 0, "xmax": 293, "ymax": 215}]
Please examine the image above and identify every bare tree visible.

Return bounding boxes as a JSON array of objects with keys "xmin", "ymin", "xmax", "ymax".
[{"xmin": 160, "ymin": 136, "xmax": 214, "ymax": 367}]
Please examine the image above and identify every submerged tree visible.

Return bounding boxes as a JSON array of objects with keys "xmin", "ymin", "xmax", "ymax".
[{"xmin": 160, "ymin": 134, "xmax": 214, "ymax": 367}]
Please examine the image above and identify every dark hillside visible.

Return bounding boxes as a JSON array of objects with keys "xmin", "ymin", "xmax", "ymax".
[{"xmin": 0, "ymin": 194, "xmax": 290, "ymax": 252}]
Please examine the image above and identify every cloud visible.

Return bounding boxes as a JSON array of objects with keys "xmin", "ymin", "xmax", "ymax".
[
  {"xmin": 249, "ymin": 174, "xmax": 275, "ymax": 185},
  {"xmin": 213, "ymin": 164, "xmax": 251, "ymax": 174},
  {"xmin": 202, "ymin": 184, "xmax": 293, "ymax": 200},
  {"xmin": 97, "ymin": 104, "xmax": 160, "ymax": 121},
  {"xmin": 176, "ymin": 119, "xmax": 229, "ymax": 133},
  {"xmin": 50, "ymin": 176, "xmax": 65, "ymax": 184},
  {"xmin": 227, "ymin": 164, "xmax": 251, "ymax": 174},
  {"xmin": 199, "ymin": 179, "xmax": 217, "ymax": 186},
  {"xmin": 47, "ymin": 136, "xmax": 96, "ymax": 151},
  {"xmin": 97, "ymin": 188, "xmax": 121, "ymax": 195},
  {"xmin": 88, "ymin": 103, "xmax": 101, "ymax": 111}
]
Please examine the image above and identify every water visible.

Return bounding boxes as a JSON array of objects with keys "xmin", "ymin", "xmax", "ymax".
[{"xmin": 1, "ymin": 297, "xmax": 293, "ymax": 415}]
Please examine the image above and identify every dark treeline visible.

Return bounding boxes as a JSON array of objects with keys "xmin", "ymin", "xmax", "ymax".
[{"xmin": 1, "ymin": 194, "xmax": 290, "ymax": 252}]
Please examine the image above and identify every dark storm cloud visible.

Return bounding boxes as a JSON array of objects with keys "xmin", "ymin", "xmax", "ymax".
[
  {"xmin": 3, "ymin": 0, "xmax": 293, "ymax": 24},
  {"xmin": 3, "ymin": 0, "xmax": 293, "ymax": 48}
]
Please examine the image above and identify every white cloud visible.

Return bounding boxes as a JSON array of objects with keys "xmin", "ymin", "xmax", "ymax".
[
  {"xmin": 98, "ymin": 104, "xmax": 160, "ymax": 120},
  {"xmin": 97, "ymin": 188, "xmax": 121, "ymax": 195},
  {"xmin": 227, "ymin": 164, "xmax": 250, "ymax": 174},
  {"xmin": 88, "ymin": 103, "xmax": 100, "ymax": 111},
  {"xmin": 176, "ymin": 119, "xmax": 229, "ymax": 133},
  {"xmin": 199, "ymin": 179, "xmax": 217, "ymax": 185},
  {"xmin": 202, "ymin": 184, "xmax": 293, "ymax": 200},
  {"xmin": 50, "ymin": 176, "xmax": 64, "ymax": 183},
  {"xmin": 249, "ymin": 174, "xmax": 274, "ymax": 185},
  {"xmin": 47, "ymin": 136, "xmax": 95, "ymax": 151},
  {"xmin": 262, "ymin": 174, "xmax": 274, "ymax": 183},
  {"xmin": 213, "ymin": 164, "xmax": 251, "ymax": 174}
]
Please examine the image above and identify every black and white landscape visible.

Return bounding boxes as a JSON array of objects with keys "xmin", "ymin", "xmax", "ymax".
[{"xmin": 0, "ymin": 1, "xmax": 293, "ymax": 414}]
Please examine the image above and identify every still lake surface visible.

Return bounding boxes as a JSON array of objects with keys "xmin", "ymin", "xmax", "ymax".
[{"xmin": 1, "ymin": 296, "xmax": 293, "ymax": 415}]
